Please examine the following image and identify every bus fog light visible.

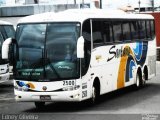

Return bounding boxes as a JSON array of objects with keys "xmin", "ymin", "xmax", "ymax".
[
  {"xmin": 18, "ymin": 96, "xmax": 22, "ymax": 98},
  {"xmin": 15, "ymin": 95, "xmax": 22, "ymax": 99},
  {"xmin": 70, "ymin": 94, "xmax": 80, "ymax": 99},
  {"xmin": 22, "ymin": 86, "xmax": 29, "ymax": 91}
]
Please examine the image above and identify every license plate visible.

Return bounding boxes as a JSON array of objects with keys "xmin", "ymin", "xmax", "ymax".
[{"xmin": 40, "ymin": 95, "xmax": 51, "ymax": 101}]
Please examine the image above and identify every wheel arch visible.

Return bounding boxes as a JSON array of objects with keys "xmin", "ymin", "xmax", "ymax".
[{"xmin": 92, "ymin": 77, "xmax": 101, "ymax": 95}]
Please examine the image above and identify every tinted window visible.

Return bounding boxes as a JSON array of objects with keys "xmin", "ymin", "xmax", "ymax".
[
  {"xmin": 82, "ymin": 20, "xmax": 91, "ymax": 43},
  {"xmin": 17, "ymin": 24, "xmax": 46, "ymax": 48},
  {"xmin": 150, "ymin": 20, "xmax": 155, "ymax": 39},
  {"xmin": 0, "ymin": 26, "xmax": 7, "ymax": 39},
  {"xmin": 92, "ymin": 20, "xmax": 103, "ymax": 44},
  {"xmin": 130, "ymin": 21, "xmax": 139, "ymax": 40},
  {"xmin": 103, "ymin": 21, "xmax": 113, "ymax": 43},
  {"xmin": 138, "ymin": 21, "xmax": 146, "ymax": 39},
  {"xmin": 82, "ymin": 19, "xmax": 91, "ymax": 76},
  {"xmin": 122, "ymin": 21, "xmax": 131, "ymax": 41},
  {"xmin": 3, "ymin": 25, "xmax": 15, "ymax": 39},
  {"xmin": 146, "ymin": 20, "xmax": 151, "ymax": 39},
  {"xmin": 112, "ymin": 21, "xmax": 123, "ymax": 42}
]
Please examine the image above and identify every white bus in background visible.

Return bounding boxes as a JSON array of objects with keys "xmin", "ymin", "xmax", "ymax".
[
  {"xmin": 2, "ymin": 9, "xmax": 156, "ymax": 108},
  {"xmin": 0, "ymin": 20, "xmax": 15, "ymax": 83}
]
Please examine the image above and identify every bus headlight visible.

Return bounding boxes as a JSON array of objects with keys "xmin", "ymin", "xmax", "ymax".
[
  {"xmin": 63, "ymin": 85, "xmax": 80, "ymax": 91},
  {"xmin": 22, "ymin": 86, "xmax": 29, "ymax": 91},
  {"xmin": 14, "ymin": 85, "xmax": 29, "ymax": 91}
]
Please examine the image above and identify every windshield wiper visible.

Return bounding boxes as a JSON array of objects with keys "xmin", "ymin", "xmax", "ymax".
[
  {"xmin": 45, "ymin": 58, "xmax": 61, "ymax": 79},
  {"xmin": 29, "ymin": 58, "xmax": 61, "ymax": 80}
]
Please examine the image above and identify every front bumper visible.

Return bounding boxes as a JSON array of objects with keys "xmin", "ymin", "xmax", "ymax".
[
  {"xmin": 15, "ymin": 89, "xmax": 82, "ymax": 102},
  {"xmin": 0, "ymin": 72, "xmax": 10, "ymax": 83}
]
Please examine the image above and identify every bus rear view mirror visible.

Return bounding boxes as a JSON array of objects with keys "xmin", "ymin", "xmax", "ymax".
[
  {"xmin": 2, "ymin": 38, "xmax": 13, "ymax": 59},
  {"xmin": 77, "ymin": 36, "xmax": 84, "ymax": 58}
]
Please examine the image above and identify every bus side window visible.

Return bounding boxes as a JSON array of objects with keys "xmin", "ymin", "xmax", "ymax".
[
  {"xmin": 130, "ymin": 21, "xmax": 139, "ymax": 40},
  {"xmin": 146, "ymin": 20, "xmax": 151, "ymax": 39},
  {"xmin": 82, "ymin": 20, "xmax": 91, "ymax": 44},
  {"xmin": 112, "ymin": 21, "xmax": 123, "ymax": 42},
  {"xmin": 138, "ymin": 21, "xmax": 146, "ymax": 40},
  {"xmin": 92, "ymin": 20, "xmax": 103, "ymax": 46},
  {"xmin": 103, "ymin": 21, "xmax": 113, "ymax": 43},
  {"xmin": 150, "ymin": 20, "xmax": 155, "ymax": 39},
  {"xmin": 82, "ymin": 19, "xmax": 91, "ymax": 76},
  {"xmin": 122, "ymin": 21, "xmax": 131, "ymax": 42}
]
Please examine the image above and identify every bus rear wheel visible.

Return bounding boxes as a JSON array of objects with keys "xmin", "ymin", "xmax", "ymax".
[
  {"xmin": 142, "ymin": 67, "xmax": 148, "ymax": 86},
  {"xmin": 35, "ymin": 102, "xmax": 45, "ymax": 109},
  {"xmin": 142, "ymin": 74, "xmax": 146, "ymax": 86},
  {"xmin": 136, "ymin": 72, "xmax": 142, "ymax": 89}
]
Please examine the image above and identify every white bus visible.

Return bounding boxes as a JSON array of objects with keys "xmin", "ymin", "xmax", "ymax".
[
  {"xmin": 2, "ymin": 9, "xmax": 156, "ymax": 108},
  {"xmin": 0, "ymin": 20, "xmax": 15, "ymax": 83}
]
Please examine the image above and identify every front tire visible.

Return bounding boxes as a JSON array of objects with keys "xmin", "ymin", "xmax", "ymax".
[
  {"xmin": 90, "ymin": 83, "xmax": 100, "ymax": 105},
  {"xmin": 91, "ymin": 86, "xmax": 96, "ymax": 104}
]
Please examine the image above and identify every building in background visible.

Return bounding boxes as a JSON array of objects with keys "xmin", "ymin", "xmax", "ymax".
[
  {"xmin": 0, "ymin": 0, "xmax": 15, "ymax": 6},
  {"xmin": 0, "ymin": 0, "xmax": 92, "ymax": 6}
]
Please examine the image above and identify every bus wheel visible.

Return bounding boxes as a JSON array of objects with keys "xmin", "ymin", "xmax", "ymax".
[
  {"xmin": 35, "ymin": 102, "xmax": 45, "ymax": 109},
  {"xmin": 142, "ymin": 74, "xmax": 146, "ymax": 86},
  {"xmin": 136, "ymin": 72, "xmax": 142, "ymax": 89},
  {"xmin": 90, "ymin": 82, "xmax": 100, "ymax": 104},
  {"xmin": 142, "ymin": 67, "xmax": 148, "ymax": 86},
  {"xmin": 91, "ymin": 86, "xmax": 96, "ymax": 104}
]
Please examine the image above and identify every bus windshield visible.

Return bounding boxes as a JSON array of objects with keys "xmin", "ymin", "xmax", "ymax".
[{"xmin": 15, "ymin": 23, "xmax": 80, "ymax": 81}]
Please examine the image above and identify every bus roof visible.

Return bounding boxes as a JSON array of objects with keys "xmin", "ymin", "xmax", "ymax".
[
  {"xmin": 18, "ymin": 9, "xmax": 154, "ymax": 24},
  {"xmin": 0, "ymin": 20, "xmax": 13, "ymax": 25}
]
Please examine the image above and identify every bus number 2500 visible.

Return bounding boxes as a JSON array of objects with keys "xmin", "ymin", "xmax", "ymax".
[{"xmin": 63, "ymin": 80, "xmax": 75, "ymax": 86}]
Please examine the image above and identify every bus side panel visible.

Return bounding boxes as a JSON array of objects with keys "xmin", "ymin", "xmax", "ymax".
[
  {"xmin": 145, "ymin": 38, "xmax": 156, "ymax": 79},
  {"xmin": 89, "ymin": 39, "xmax": 156, "ymax": 96},
  {"xmin": 90, "ymin": 45, "xmax": 119, "ymax": 95}
]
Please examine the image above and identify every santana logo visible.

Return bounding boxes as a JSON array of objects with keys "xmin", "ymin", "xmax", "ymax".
[{"xmin": 107, "ymin": 45, "xmax": 131, "ymax": 62}]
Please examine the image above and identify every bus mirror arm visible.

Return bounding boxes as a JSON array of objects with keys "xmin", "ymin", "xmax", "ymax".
[
  {"xmin": 77, "ymin": 36, "xmax": 84, "ymax": 58},
  {"xmin": 2, "ymin": 38, "xmax": 13, "ymax": 59}
]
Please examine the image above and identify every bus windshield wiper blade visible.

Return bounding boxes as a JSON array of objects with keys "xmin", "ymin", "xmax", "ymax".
[{"xmin": 45, "ymin": 58, "xmax": 61, "ymax": 79}]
